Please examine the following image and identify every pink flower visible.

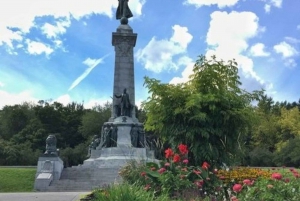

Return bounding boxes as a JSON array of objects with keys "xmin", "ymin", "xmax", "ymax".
[
  {"xmin": 182, "ymin": 159, "xmax": 189, "ymax": 164},
  {"xmin": 140, "ymin": 172, "xmax": 146, "ymax": 177},
  {"xmin": 164, "ymin": 162, "xmax": 170, "ymax": 167},
  {"xmin": 158, "ymin": 167, "xmax": 166, "ymax": 174},
  {"xmin": 271, "ymin": 172, "xmax": 282, "ymax": 180},
  {"xmin": 243, "ymin": 179, "xmax": 252, "ymax": 186},
  {"xmin": 232, "ymin": 184, "xmax": 243, "ymax": 192}
]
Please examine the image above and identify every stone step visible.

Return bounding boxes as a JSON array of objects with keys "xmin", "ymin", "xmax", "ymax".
[{"xmin": 44, "ymin": 166, "xmax": 122, "ymax": 191}]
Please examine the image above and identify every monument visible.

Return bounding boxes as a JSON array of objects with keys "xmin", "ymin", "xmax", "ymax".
[
  {"xmin": 83, "ymin": 0, "xmax": 156, "ymax": 168},
  {"xmin": 34, "ymin": 1, "xmax": 157, "ymax": 191},
  {"xmin": 34, "ymin": 135, "xmax": 64, "ymax": 191}
]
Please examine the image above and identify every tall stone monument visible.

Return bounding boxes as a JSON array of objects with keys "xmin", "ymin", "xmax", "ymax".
[{"xmin": 83, "ymin": 0, "xmax": 156, "ymax": 168}]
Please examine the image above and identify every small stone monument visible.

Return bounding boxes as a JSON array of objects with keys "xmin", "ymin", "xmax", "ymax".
[{"xmin": 34, "ymin": 134, "xmax": 64, "ymax": 191}]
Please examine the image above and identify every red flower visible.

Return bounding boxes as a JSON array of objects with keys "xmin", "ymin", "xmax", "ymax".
[
  {"xmin": 193, "ymin": 169, "xmax": 201, "ymax": 175},
  {"xmin": 150, "ymin": 167, "xmax": 156, "ymax": 171},
  {"xmin": 140, "ymin": 172, "xmax": 146, "ymax": 177},
  {"xmin": 178, "ymin": 144, "xmax": 188, "ymax": 155},
  {"xmin": 271, "ymin": 172, "xmax": 282, "ymax": 180},
  {"xmin": 165, "ymin": 148, "xmax": 174, "ymax": 159},
  {"xmin": 232, "ymin": 184, "xmax": 243, "ymax": 192},
  {"xmin": 182, "ymin": 159, "xmax": 189, "ymax": 164},
  {"xmin": 173, "ymin": 154, "xmax": 180, "ymax": 163},
  {"xmin": 284, "ymin": 178, "xmax": 290, "ymax": 183},
  {"xmin": 202, "ymin": 161, "xmax": 210, "ymax": 170},
  {"xmin": 158, "ymin": 168, "xmax": 166, "ymax": 174}
]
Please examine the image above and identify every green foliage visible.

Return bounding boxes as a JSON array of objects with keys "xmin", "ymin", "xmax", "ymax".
[
  {"xmin": 0, "ymin": 167, "xmax": 36, "ymax": 192},
  {"xmin": 248, "ymin": 147, "xmax": 275, "ymax": 167},
  {"xmin": 142, "ymin": 55, "xmax": 262, "ymax": 166},
  {"xmin": 79, "ymin": 102, "xmax": 111, "ymax": 140},
  {"xmin": 60, "ymin": 142, "xmax": 89, "ymax": 167},
  {"xmin": 0, "ymin": 101, "xmax": 111, "ymax": 166},
  {"xmin": 84, "ymin": 183, "xmax": 174, "ymax": 201},
  {"xmin": 273, "ymin": 137, "xmax": 300, "ymax": 167}
]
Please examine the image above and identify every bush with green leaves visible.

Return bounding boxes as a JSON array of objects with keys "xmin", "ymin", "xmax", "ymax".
[
  {"xmin": 121, "ymin": 144, "xmax": 224, "ymax": 200},
  {"xmin": 273, "ymin": 137, "xmax": 300, "ymax": 167},
  {"xmin": 142, "ymin": 55, "xmax": 262, "ymax": 166},
  {"xmin": 248, "ymin": 146, "xmax": 275, "ymax": 167}
]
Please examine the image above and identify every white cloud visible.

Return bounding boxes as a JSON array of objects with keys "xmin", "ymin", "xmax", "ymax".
[
  {"xmin": 249, "ymin": 43, "xmax": 270, "ymax": 57},
  {"xmin": 262, "ymin": 0, "xmax": 282, "ymax": 13},
  {"xmin": 0, "ymin": 82, "xmax": 4, "ymax": 87},
  {"xmin": 0, "ymin": 0, "xmax": 145, "ymax": 52},
  {"xmin": 41, "ymin": 18, "xmax": 71, "ymax": 39},
  {"xmin": 270, "ymin": 0, "xmax": 282, "ymax": 7},
  {"xmin": 26, "ymin": 40, "xmax": 54, "ymax": 56},
  {"xmin": 84, "ymin": 98, "xmax": 112, "ymax": 109},
  {"xmin": 184, "ymin": 0, "xmax": 239, "ymax": 8},
  {"xmin": 207, "ymin": 11, "xmax": 259, "ymax": 56},
  {"xmin": 205, "ymin": 11, "xmax": 267, "ymax": 90},
  {"xmin": 284, "ymin": 58, "xmax": 297, "ymax": 68},
  {"xmin": 55, "ymin": 94, "xmax": 72, "ymax": 106},
  {"xmin": 297, "ymin": 25, "xmax": 300, "ymax": 30},
  {"xmin": 274, "ymin": 41, "xmax": 298, "ymax": 58},
  {"xmin": 284, "ymin": 37, "xmax": 300, "ymax": 44},
  {"xmin": 0, "ymin": 90, "xmax": 38, "ymax": 109},
  {"xmin": 136, "ymin": 25, "xmax": 193, "ymax": 73},
  {"xmin": 264, "ymin": 4, "xmax": 271, "ymax": 13},
  {"xmin": 68, "ymin": 55, "xmax": 108, "ymax": 91},
  {"xmin": 169, "ymin": 57, "xmax": 194, "ymax": 84}
]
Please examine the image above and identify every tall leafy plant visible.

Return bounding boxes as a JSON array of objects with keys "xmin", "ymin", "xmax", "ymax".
[{"xmin": 142, "ymin": 55, "xmax": 262, "ymax": 166}]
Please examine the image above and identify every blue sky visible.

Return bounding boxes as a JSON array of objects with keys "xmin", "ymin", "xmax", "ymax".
[{"xmin": 0, "ymin": 0, "xmax": 299, "ymax": 109}]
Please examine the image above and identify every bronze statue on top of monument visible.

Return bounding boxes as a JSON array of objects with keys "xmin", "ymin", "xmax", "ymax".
[{"xmin": 116, "ymin": 0, "xmax": 133, "ymax": 25}]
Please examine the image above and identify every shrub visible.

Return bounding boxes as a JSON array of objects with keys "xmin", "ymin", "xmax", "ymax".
[
  {"xmin": 132, "ymin": 144, "xmax": 224, "ymax": 200},
  {"xmin": 248, "ymin": 147, "xmax": 274, "ymax": 167},
  {"xmin": 273, "ymin": 137, "xmax": 300, "ymax": 167}
]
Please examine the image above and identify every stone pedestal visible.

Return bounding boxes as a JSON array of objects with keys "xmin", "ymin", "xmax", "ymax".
[
  {"xmin": 34, "ymin": 156, "xmax": 64, "ymax": 191},
  {"xmin": 83, "ymin": 117, "xmax": 158, "ymax": 168}
]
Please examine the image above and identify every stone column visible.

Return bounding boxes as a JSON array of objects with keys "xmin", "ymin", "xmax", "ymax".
[{"xmin": 111, "ymin": 24, "xmax": 137, "ymax": 121}]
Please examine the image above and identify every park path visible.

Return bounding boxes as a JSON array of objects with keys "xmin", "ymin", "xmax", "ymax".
[{"xmin": 0, "ymin": 192, "xmax": 90, "ymax": 201}]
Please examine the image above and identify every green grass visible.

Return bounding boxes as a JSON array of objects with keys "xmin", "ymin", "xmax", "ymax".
[{"xmin": 0, "ymin": 167, "xmax": 36, "ymax": 192}]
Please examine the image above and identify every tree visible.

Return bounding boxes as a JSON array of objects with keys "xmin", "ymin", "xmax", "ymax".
[
  {"xmin": 79, "ymin": 102, "xmax": 111, "ymax": 140},
  {"xmin": 142, "ymin": 55, "xmax": 262, "ymax": 166}
]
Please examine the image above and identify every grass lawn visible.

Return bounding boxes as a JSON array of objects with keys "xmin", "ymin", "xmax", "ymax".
[{"xmin": 0, "ymin": 167, "xmax": 36, "ymax": 192}]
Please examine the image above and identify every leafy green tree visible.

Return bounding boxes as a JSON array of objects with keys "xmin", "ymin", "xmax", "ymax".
[
  {"xmin": 79, "ymin": 102, "xmax": 111, "ymax": 140},
  {"xmin": 142, "ymin": 55, "xmax": 262, "ymax": 166}
]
